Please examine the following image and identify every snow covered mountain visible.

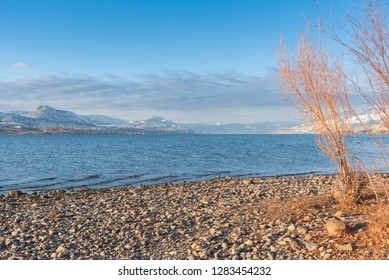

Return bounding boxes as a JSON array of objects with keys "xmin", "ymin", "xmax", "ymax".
[
  {"xmin": 0, "ymin": 106, "xmax": 189, "ymax": 134},
  {"xmin": 30, "ymin": 105, "xmax": 97, "ymax": 129},
  {"xmin": 280, "ymin": 108, "xmax": 388, "ymax": 134},
  {"xmin": 350, "ymin": 109, "xmax": 388, "ymax": 134},
  {"xmin": 127, "ymin": 116, "xmax": 189, "ymax": 133},
  {"xmin": 83, "ymin": 115, "xmax": 128, "ymax": 126},
  {"xmin": 185, "ymin": 121, "xmax": 299, "ymax": 134},
  {"xmin": 0, "ymin": 105, "xmax": 387, "ymax": 134},
  {"xmin": 0, "ymin": 112, "xmax": 35, "ymax": 130}
]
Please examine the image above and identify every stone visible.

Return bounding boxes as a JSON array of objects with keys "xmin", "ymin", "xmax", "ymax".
[
  {"xmin": 268, "ymin": 252, "xmax": 276, "ymax": 260},
  {"xmin": 8, "ymin": 190, "xmax": 23, "ymax": 197},
  {"xmin": 11, "ymin": 229, "xmax": 20, "ymax": 237},
  {"xmin": 297, "ymin": 226, "xmax": 307, "ymax": 235},
  {"xmin": 304, "ymin": 234, "xmax": 313, "ymax": 241},
  {"xmin": 56, "ymin": 245, "xmax": 67, "ymax": 254},
  {"xmin": 287, "ymin": 224, "xmax": 296, "ymax": 232},
  {"xmin": 335, "ymin": 243, "xmax": 353, "ymax": 252},
  {"xmin": 289, "ymin": 240, "xmax": 299, "ymax": 250},
  {"xmin": 142, "ymin": 238, "xmax": 150, "ymax": 246},
  {"xmin": 326, "ymin": 218, "xmax": 347, "ymax": 236},
  {"xmin": 245, "ymin": 240, "xmax": 254, "ymax": 247},
  {"xmin": 230, "ymin": 248, "xmax": 239, "ymax": 255},
  {"xmin": 333, "ymin": 190, "xmax": 343, "ymax": 202},
  {"xmin": 324, "ymin": 253, "xmax": 332, "ymax": 259},
  {"xmin": 242, "ymin": 178, "xmax": 254, "ymax": 185},
  {"xmin": 305, "ymin": 242, "xmax": 318, "ymax": 251},
  {"xmin": 333, "ymin": 211, "xmax": 343, "ymax": 218},
  {"xmin": 303, "ymin": 216, "xmax": 312, "ymax": 222}
]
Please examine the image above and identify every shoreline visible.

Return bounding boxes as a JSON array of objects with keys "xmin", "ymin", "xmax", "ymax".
[
  {"xmin": 1, "ymin": 175, "xmax": 388, "ymax": 260},
  {"xmin": 0, "ymin": 171, "xmax": 336, "ymax": 196}
]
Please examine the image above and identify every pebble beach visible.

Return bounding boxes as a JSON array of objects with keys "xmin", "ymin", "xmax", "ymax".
[{"xmin": 1, "ymin": 175, "xmax": 388, "ymax": 260}]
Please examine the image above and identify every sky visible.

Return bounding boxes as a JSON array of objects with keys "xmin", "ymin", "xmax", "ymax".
[{"xmin": 0, "ymin": 0, "xmax": 365, "ymax": 123}]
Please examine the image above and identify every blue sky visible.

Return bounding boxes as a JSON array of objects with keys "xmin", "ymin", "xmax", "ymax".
[{"xmin": 0, "ymin": 0, "xmax": 362, "ymax": 123}]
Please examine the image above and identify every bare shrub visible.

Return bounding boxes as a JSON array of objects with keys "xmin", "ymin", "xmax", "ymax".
[
  {"xmin": 333, "ymin": 0, "xmax": 389, "ymax": 130},
  {"xmin": 329, "ymin": 0, "xmax": 389, "ymax": 206},
  {"xmin": 275, "ymin": 32, "xmax": 365, "ymax": 205}
]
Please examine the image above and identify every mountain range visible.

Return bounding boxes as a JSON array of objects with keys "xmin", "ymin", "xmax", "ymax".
[{"xmin": 0, "ymin": 105, "xmax": 387, "ymax": 134}]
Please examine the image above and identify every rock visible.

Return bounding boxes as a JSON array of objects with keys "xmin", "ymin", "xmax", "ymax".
[
  {"xmin": 305, "ymin": 242, "xmax": 318, "ymax": 251},
  {"xmin": 333, "ymin": 211, "xmax": 343, "ymax": 218},
  {"xmin": 288, "ymin": 224, "xmax": 296, "ymax": 232},
  {"xmin": 303, "ymin": 216, "xmax": 312, "ymax": 222},
  {"xmin": 230, "ymin": 248, "xmax": 239, "ymax": 255},
  {"xmin": 245, "ymin": 240, "xmax": 254, "ymax": 247},
  {"xmin": 335, "ymin": 243, "xmax": 353, "ymax": 252},
  {"xmin": 142, "ymin": 238, "xmax": 150, "ymax": 246},
  {"xmin": 8, "ymin": 190, "xmax": 23, "ymax": 197},
  {"xmin": 11, "ymin": 229, "xmax": 20, "ymax": 237},
  {"xmin": 333, "ymin": 190, "xmax": 343, "ymax": 202},
  {"xmin": 289, "ymin": 240, "xmax": 299, "ymax": 250},
  {"xmin": 268, "ymin": 252, "xmax": 276, "ymax": 260},
  {"xmin": 56, "ymin": 245, "xmax": 67, "ymax": 254},
  {"xmin": 242, "ymin": 178, "xmax": 253, "ymax": 185},
  {"xmin": 297, "ymin": 226, "xmax": 307, "ymax": 235},
  {"xmin": 326, "ymin": 218, "xmax": 347, "ymax": 236},
  {"xmin": 304, "ymin": 234, "xmax": 312, "ymax": 241},
  {"xmin": 324, "ymin": 253, "xmax": 332, "ymax": 259}
]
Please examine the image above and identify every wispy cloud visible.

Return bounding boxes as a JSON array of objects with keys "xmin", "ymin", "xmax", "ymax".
[
  {"xmin": 0, "ymin": 71, "xmax": 288, "ymax": 122},
  {"xmin": 9, "ymin": 62, "xmax": 32, "ymax": 73}
]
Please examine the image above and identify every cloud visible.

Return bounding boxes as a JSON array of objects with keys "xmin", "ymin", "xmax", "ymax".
[
  {"xmin": 10, "ymin": 62, "xmax": 32, "ymax": 73},
  {"xmin": 0, "ymin": 71, "xmax": 289, "ymax": 122}
]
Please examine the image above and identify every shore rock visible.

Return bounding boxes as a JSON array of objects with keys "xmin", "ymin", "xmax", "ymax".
[
  {"xmin": 336, "ymin": 243, "xmax": 353, "ymax": 252},
  {"xmin": 8, "ymin": 190, "xmax": 23, "ymax": 197},
  {"xmin": 0, "ymin": 175, "xmax": 387, "ymax": 260},
  {"xmin": 326, "ymin": 218, "xmax": 347, "ymax": 236}
]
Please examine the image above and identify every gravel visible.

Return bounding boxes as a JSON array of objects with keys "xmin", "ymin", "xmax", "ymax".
[{"xmin": 0, "ymin": 175, "xmax": 387, "ymax": 260}]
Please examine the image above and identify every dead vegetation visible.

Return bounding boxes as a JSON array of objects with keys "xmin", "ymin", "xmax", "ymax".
[{"xmin": 274, "ymin": 2, "xmax": 389, "ymax": 249}]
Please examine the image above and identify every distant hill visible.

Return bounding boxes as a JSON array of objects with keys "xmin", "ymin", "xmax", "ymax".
[
  {"xmin": 0, "ymin": 106, "xmax": 189, "ymax": 134},
  {"xmin": 0, "ymin": 105, "xmax": 387, "ymax": 134},
  {"xmin": 278, "ymin": 108, "xmax": 388, "ymax": 134}
]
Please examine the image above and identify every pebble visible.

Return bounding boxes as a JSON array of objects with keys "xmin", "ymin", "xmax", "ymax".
[
  {"xmin": 326, "ymin": 218, "xmax": 347, "ymax": 236},
  {"xmin": 8, "ymin": 190, "xmax": 23, "ymax": 197},
  {"xmin": 56, "ymin": 245, "xmax": 67, "ymax": 254},
  {"xmin": 333, "ymin": 211, "xmax": 343, "ymax": 218},
  {"xmin": 335, "ymin": 243, "xmax": 353, "ymax": 252},
  {"xmin": 0, "ymin": 175, "xmax": 385, "ymax": 260},
  {"xmin": 305, "ymin": 242, "xmax": 319, "ymax": 251},
  {"xmin": 304, "ymin": 234, "xmax": 313, "ymax": 241},
  {"xmin": 289, "ymin": 240, "xmax": 299, "ymax": 250},
  {"xmin": 288, "ymin": 224, "xmax": 296, "ymax": 232}
]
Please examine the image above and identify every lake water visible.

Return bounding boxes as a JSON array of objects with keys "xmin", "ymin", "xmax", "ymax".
[{"xmin": 0, "ymin": 134, "xmax": 387, "ymax": 194}]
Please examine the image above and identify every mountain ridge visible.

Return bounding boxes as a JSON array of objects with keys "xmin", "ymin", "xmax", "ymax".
[{"xmin": 0, "ymin": 105, "xmax": 387, "ymax": 134}]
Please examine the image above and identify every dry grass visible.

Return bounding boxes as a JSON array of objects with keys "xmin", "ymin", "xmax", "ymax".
[
  {"xmin": 259, "ymin": 193, "xmax": 335, "ymax": 223},
  {"xmin": 366, "ymin": 208, "xmax": 389, "ymax": 243}
]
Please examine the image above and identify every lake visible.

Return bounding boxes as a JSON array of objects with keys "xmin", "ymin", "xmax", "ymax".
[{"xmin": 0, "ymin": 134, "xmax": 386, "ymax": 194}]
